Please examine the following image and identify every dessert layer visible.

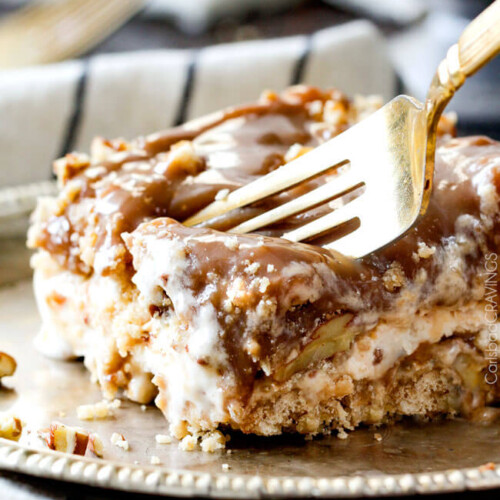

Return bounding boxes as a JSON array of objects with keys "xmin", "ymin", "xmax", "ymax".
[{"xmin": 33, "ymin": 251, "xmax": 498, "ymax": 435}]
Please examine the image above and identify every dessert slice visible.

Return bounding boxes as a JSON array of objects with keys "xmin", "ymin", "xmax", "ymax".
[{"xmin": 28, "ymin": 86, "xmax": 500, "ymax": 438}]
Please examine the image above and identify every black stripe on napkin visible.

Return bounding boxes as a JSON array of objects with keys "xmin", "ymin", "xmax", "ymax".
[
  {"xmin": 174, "ymin": 51, "xmax": 198, "ymax": 126},
  {"xmin": 57, "ymin": 60, "xmax": 89, "ymax": 158},
  {"xmin": 290, "ymin": 34, "xmax": 313, "ymax": 85},
  {"xmin": 395, "ymin": 73, "xmax": 405, "ymax": 95}
]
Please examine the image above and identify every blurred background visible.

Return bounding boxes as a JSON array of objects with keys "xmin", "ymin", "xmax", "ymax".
[{"xmin": 0, "ymin": 0, "xmax": 498, "ymax": 137}]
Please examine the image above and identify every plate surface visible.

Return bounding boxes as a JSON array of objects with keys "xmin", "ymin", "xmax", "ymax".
[{"xmin": 1, "ymin": 280, "xmax": 500, "ymax": 498}]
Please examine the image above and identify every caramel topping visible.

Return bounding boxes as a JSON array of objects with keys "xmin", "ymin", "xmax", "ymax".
[
  {"xmin": 30, "ymin": 88, "xmax": 499, "ymax": 295},
  {"xmin": 30, "ymin": 87, "xmax": 351, "ymax": 273}
]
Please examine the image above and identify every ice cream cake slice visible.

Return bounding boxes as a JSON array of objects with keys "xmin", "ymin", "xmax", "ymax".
[{"xmin": 28, "ymin": 86, "xmax": 500, "ymax": 439}]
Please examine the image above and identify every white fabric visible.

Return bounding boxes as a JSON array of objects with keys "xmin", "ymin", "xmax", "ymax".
[
  {"xmin": 0, "ymin": 21, "xmax": 396, "ymax": 189},
  {"xmin": 302, "ymin": 21, "xmax": 394, "ymax": 98},
  {"xmin": 187, "ymin": 35, "xmax": 305, "ymax": 119},
  {"xmin": 0, "ymin": 61, "xmax": 82, "ymax": 186},
  {"xmin": 75, "ymin": 50, "xmax": 190, "ymax": 152}
]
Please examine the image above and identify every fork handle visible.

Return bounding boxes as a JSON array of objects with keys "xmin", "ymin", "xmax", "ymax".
[
  {"xmin": 421, "ymin": 0, "xmax": 500, "ymax": 215},
  {"xmin": 458, "ymin": 0, "xmax": 500, "ymax": 78},
  {"xmin": 427, "ymin": 0, "xmax": 500, "ymax": 112}
]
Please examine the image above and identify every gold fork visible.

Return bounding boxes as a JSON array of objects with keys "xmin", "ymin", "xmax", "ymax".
[
  {"xmin": 185, "ymin": 0, "xmax": 500, "ymax": 259},
  {"xmin": 0, "ymin": 0, "xmax": 145, "ymax": 68}
]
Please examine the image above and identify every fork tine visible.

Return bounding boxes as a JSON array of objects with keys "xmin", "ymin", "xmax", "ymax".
[
  {"xmin": 322, "ymin": 218, "xmax": 374, "ymax": 258},
  {"xmin": 230, "ymin": 169, "xmax": 363, "ymax": 234},
  {"xmin": 285, "ymin": 184, "xmax": 411, "ymax": 258},
  {"xmin": 282, "ymin": 196, "xmax": 362, "ymax": 244},
  {"xmin": 184, "ymin": 137, "xmax": 353, "ymax": 227}
]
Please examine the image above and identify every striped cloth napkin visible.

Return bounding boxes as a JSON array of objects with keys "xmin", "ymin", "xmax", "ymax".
[{"xmin": 0, "ymin": 20, "xmax": 396, "ymax": 189}]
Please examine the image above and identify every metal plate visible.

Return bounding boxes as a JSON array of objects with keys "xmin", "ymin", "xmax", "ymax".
[{"xmin": 1, "ymin": 280, "xmax": 500, "ymax": 498}]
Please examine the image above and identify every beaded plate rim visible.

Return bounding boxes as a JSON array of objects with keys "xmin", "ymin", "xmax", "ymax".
[{"xmin": 1, "ymin": 439, "xmax": 500, "ymax": 498}]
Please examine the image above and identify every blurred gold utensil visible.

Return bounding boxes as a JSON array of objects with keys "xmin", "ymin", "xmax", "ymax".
[
  {"xmin": 0, "ymin": 0, "xmax": 145, "ymax": 68},
  {"xmin": 185, "ymin": 0, "xmax": 500, "ymax": 259}
]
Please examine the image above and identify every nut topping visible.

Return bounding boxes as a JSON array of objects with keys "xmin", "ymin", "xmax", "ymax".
[
  {"xmin": 275, "ymin": 314, "xmax": 356, "ymax": 382},
  {"xmin": 0, "ymin": 352, "xmax": 16, "ymax": 379},
  {"xmin": 0, "ymin": 413, "xmax": 23, "ymax": 441},
  {"xmin": 42, "ymin": 422, "xmax": 89, "ymax": 455},
  {"xmin": 110, "ymin": 432, "xmax": 129, "ymax": 451},
  {"xmin": 88, "ymin": 433, "xmax": 104, "ymax": 457}
]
